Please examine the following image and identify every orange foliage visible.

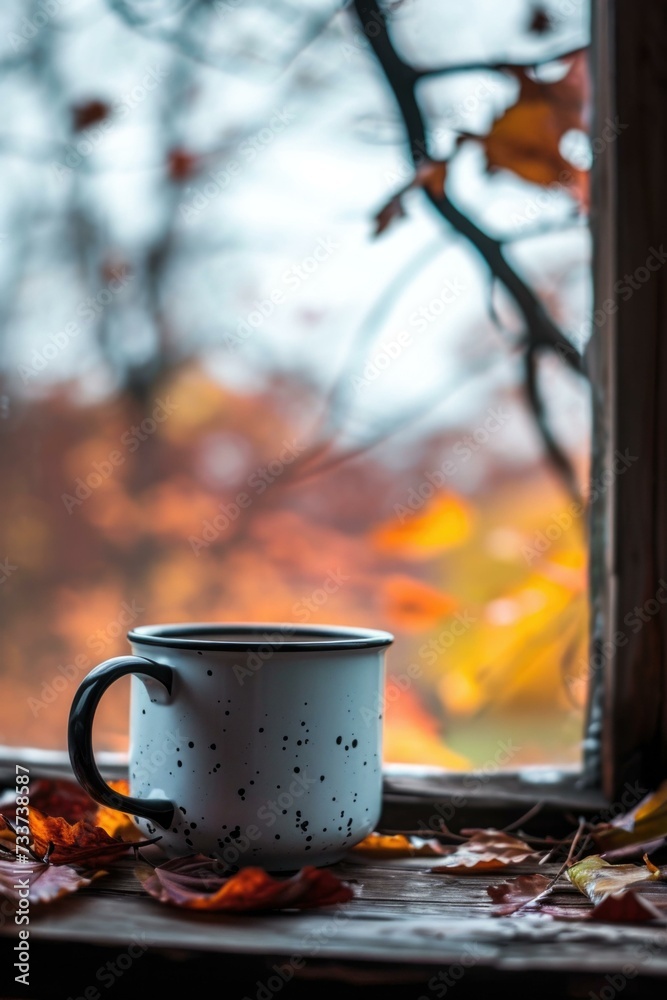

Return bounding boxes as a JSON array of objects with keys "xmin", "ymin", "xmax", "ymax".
[{"xmin": 478, "ymin": 51, "xmax": 590, "ymax": 206}]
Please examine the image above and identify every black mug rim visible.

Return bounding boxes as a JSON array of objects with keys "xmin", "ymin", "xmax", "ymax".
[{"xmin": 128, "ymin": 622, "xmax": 394, "ymax": 652}]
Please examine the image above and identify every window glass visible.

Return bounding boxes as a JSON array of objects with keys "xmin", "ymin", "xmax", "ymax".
[{"xmin": 0, "ymin": 0, "xmax": 592, "ymax": 769}]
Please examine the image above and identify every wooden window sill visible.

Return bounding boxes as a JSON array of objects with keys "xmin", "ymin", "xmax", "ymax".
[{"xmin": 2, "ymin": 750, "xmax": 666, "ymax": 995}]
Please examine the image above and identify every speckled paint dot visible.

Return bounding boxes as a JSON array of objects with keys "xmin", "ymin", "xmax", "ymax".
[
  {"xmin": 237, "ymin": 788, "xmax": 245, "ymax": 797},
  {"xmin": 336, "ymin": 736, "xmax": 342, "ymax": 745},
  {"xmin": 188, "ymin": 741, "xmax": 194, "ymax": 748},
  {"xmin": 207, "ymin": 669, "xmax": 212, "ymax": 675},
  {"xmin": 209, "ymin": 743, "xmax": 216, "ymax": 750},
  {"xmin": 352, "ymin": 739, "xmax": 358, "ymax": 748},
  {"xmin": 320, "ymin": 775, "xmax": 325, "ymax": 782},
  {"xmin": 177, "ymin": 760, "xmax": 182, "ymax": 767},
  {"xmin": 294, "ymin": 767, "xmax": 300, "ymax": 773}
]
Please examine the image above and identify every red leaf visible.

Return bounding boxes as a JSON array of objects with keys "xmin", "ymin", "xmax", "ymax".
[
  {"xmin": 72, "ymin": 100, "xmax": 109, "ymax": 131},
  {"xmin": 0, "ymin": 779, "xmax": 95, "ymax": 824},
  {"xmin": 29, "ymin": 809, "xmax": 156, "ymax": 866},
  {"xmin": 487, "ymin": 873, "xmax": 552, "ymax": 914},
  {"xmin": 168, "ymin": 149, "xmax": 199, "ymax": 182},
  {"xmin": 138, "ymin": 856, "xmax": 354, "ymax": 911}
]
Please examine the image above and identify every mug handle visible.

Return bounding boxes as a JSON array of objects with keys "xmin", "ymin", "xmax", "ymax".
[{"xmin": 68, "ymin": 656, "xmax": 175, "ymax": 830}]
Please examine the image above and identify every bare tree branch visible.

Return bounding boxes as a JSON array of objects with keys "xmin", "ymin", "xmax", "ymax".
[{"xmin": 352, "ymin": 0, "xmax": 585, "ymax": 499}]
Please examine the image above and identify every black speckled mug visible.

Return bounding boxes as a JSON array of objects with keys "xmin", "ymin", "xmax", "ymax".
[{"xmin": 68, "ymin": 622, "xmax": 393, "ymax": 871}]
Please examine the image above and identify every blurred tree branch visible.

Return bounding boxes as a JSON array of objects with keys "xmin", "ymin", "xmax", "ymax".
[{"xmin": 352, "ymin": 0, "xmax": 587, "ymax": 502}]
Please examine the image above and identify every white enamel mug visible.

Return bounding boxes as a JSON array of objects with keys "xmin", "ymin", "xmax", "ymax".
[{"xmin": 68, "ymin": 622, "xmax": 393, "ymax": 871}]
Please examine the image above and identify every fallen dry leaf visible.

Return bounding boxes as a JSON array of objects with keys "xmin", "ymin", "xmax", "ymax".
[
  {"xmin": 431, "ymin": 829, "xmax": 538, "ymax": 873},
  {"xmin": 138, "ymin": 856, "xmax": 354, "ymax": 912},
  {"xmin": 487, "ymin": 873, "xmax": 552, "ymax": 914},
  {"xmin": 567, "ymin": 854, "xmax": 663, "ymax": 905},
  {"xmin": 541, "ymin": 890, "xmax": 667, "ymax": 923},
  {"xmin": 93, "ymin": 781, "xmax": 143, "ymax": 842},
  {"xmin": 29, "ymin": 809, "xmax": 156, "ymax": 866},
  {"xmin": 349, "ymin": 833, "xmax": 445, "ymax": 858},
  {"xmin": 0, "ymin": 858, "xmax": 104, "ymax": 904},
  {"xmin": 0, "ymin": 778, "xmax": 95, "ymax": 825},
  {"xmin": 592, "ymin": 781, "xmax": 667, "ymax": 857}
]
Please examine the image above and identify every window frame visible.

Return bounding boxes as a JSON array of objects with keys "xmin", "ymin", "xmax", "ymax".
[{"xmin": 1, "ymin": 0, "xmax": 657, "ymax": 835}]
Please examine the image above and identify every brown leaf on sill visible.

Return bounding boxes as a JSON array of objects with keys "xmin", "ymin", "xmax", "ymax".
[
  {"xmin": 430, "ymin": 829, "xmax": 539, "ymax": 873},
  {"xmin": 138, "ymin": 855, "xmax": 355, "ymax": 912},
  {"xmin": 0, "ymin": 857, "xmax": 105, "ymax": 904},
  {"xmin": 29, "ymin": 809, "xmax": 158, "ymax": 867},
  {"xmin": 567, "ymin": 854, "xmax": 663, "ymax": 906},
  {"xmin": 348, "ymin": 833, "xmax": 445, "ymax": 858},
  {"xmin": 487, "ymin": 873, "xmax": 552, "ymax": 914}
]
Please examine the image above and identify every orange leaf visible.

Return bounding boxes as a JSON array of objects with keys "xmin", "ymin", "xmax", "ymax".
[
  {"xmin": 381, "ymin": 575, "xmax": 459, "ymax": 631},
  {"xmin": 139, "ymin": 856, "xmax": 354, "ymax": 911},
  {"xmin": 93, "ymin": 781, "xmax": 143, "ymax": 842},
  {"xmin": 373, "ymin": 493, "xmax": 472, "ymax": 559},
  {"xmin": 29, "ymin": 809, "xmax": 155, "ymax": 866},
  {"xmin": 476, "ymin": 51, "xmax": 590, "ymax": 206},
  {"xmin": 0, "ymin": 858, "xmax": 104, "ymax": 904},
  {"xmin": 349, "ymin": 833, "xmax": 444, "ymax": 858},
  {"xmin": 431, "ymin": 829, "xmax": 538, "ymax": 873}
]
